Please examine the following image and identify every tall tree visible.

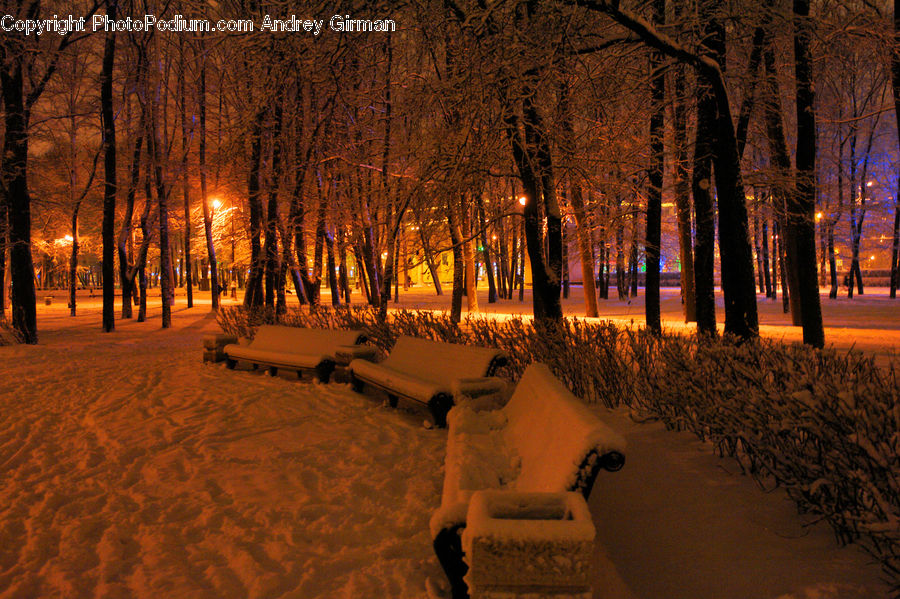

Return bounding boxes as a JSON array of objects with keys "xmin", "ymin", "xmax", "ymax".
[
  {"xmin": 179, "ymin": 37, "xmax": 193, "ymax": 309},
  {"xmin": 644, "ymin": 0, "xmax": 665, "ymax": 334},
  {"xmin": 560, "ymin": 77, "xmax": 599, "ymax": 317},
  {"xmin": 671, "ymin": 61, "xmax": 696, "ymax": 323},
  {"xmin": 792, "ymin": 0, "xmax": 825, "ymax": 347},
  {"xmin": 571, "ymin": 0, "xmax": 759, "ymax": 340},
  {"xmin": 0, "ymin": 2, "xmax": 98, "ymax": 342},
  {"xmin": 199, "ymin": 40, "xmax": 218, "ymax": 312},
  {"xmin": 892, "ymin": 0, "xmax": 900, "ymax": 298},
  {"xmin": 100, "ymin": 0, "xmax": 117, "ymax": 332}
]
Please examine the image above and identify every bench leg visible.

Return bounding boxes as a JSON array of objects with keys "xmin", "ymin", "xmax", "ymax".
[
  {"xmin": 387, "ymin": 394, "xmax": 398, "ymax": 408},
  {"xmin": 315, "ymin": 360, "xmax": 335, "ymax": 384},
  {"xmin": 433, "ymin": 526, "xmax": 469, "ymax": 599},
  {"xmin": 428, "ymin": 393, "xmax": 454, "ymax": 428},
  {"xmin": 268, "ymin": 366, "xmax": 278, "ymax": 377},
  {"xmin": 225, "ymin": 358, "xmax": 237, "ymax": 370},
  {"xmin": 350, "ymin": 373, "xmax": 365, "ymax": 393}
]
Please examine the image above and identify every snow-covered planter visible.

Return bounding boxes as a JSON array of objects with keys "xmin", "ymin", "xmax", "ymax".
[{"xmin": 462, "ymin": 490, "xmax": 595, "ymax": 599}]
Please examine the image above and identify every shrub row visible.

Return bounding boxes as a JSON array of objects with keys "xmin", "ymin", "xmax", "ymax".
[
  {"xmin": 0, "ymin": 318, "xmax": 20, "ymax": 346},
  {"xmin": 217, "ymin": 305, "xmax": 900, "ymax": 591}
]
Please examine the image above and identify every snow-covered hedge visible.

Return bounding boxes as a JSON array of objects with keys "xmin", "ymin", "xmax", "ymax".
[
  {"xmin": 0, "ymin": 318, "xmax": 20, "ymax": 345},
  {"xmin": 217, "ymin": 306, "xmax": 900, "ymax": 590}
]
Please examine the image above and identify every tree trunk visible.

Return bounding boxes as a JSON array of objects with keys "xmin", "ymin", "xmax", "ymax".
[
  {"xmin": 645, "ymin": 0, "xmax": 665, "ymax": 333},
  {"xmin": 148, "ymin": 94, "xmax": 173, "ymax": 329},
  {"xmin": 326, "ymin": 225, "xmax": 340, "ymax": 306},
  {"xmin": 776, "ymin": 218, "xmax": 790, "ymax": 313},
  {"xmin": 462, "ymin": 203, "xmax": 479, "ymax": 314},
  {"xmin": 505, "ymin": 80, "xmax": 563, "ymax": 320},
  {"xmin": 828, "ymin": 218, "xmax": 839, "ymax": 299},
  {"xmin": 69, "ymin": 202, "xmax": 81, "ymax": 316},
  {"xmin": 762, "ymin": 44, "xmax": 802, "ymax": 324},
  {"xmin": 762, "ymin": 215, "xmax": 772, "ymax": 297},
  {"xmin": 672, "ymin": 63, "xmax": 696, "ymax": 323},
  {"xmin": 447, "ymin": 197, "xmax": 465, "ymax": 323},
  {"xmin": 377, "ymin": 33, "xmax": 397, "ymax": 321},
  {"xmin": 0, "ymin": 204, "xmax": 6, "ymax": 315},
  {"xmin": 892, "ymin": 0, "xmax": 900, "ymax": 298},
  {"xmin": 616, "ymin": 210, "xmax": 627, "ymax": 301},
  {"xmin": 99, "ymin": 6, "xmax": 117, "ymax": 333},
  {"xmin": 560, "ymin": 79, "xmax": 598, "ymax": 316},
  {"xmin": 310, "ymin": 173, "xmax": 328, "ymax": 306},
  {"xmin": 476, "ymin": 194, "xmax": 498, "ymax": 304},
  {"xmin": 118, "ymin": 119, "xmax": 144, "ymax": 319},
  {"xmin": 509, "ymin": 218, "xmax": 520, "ymax": 300},
  {"xmin": 180, "ymin": 39, "xmax": 193, "ymax": 309},
  {"xmin": 754, "ymin": 213, "xmax": 764, "ymax": 294},
  {"xmin": 497, "ymin": 218, "xmax": 509, "ymax": 300},
  {"xmin": 264, "ymin": 102, "xmax": 284, "ymax": 309},
  {"xmin": 791, "ymin": 0, "xmax": 824, "ymax": 347},
  {"xmin": 417, "ymin": 225, "xmax": 443, "ymax": 296},
  {"xmin": 891, "ymin": 203, "xmax": 900, "ymax": 299},
  {"xmin": 199, "ymin": 48, "xmax": 218, "ymax": 311},
  {"xmin": 243, "ymin": 109, "xmax": 265, "ymax": 308},
  {"xmin": 693, "ymin": 78, "xmax": 717, "ymax": 336},
  {"xmin": 629, "ymin": 227, "xmax": 639, "ymax": 298},
  {"xmin": 337, "ymin": 230, "xmax": 351, "ymax": 303}
]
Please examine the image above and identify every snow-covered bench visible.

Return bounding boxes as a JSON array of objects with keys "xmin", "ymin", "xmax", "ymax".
[
  {"xmin": 223, "ymin": 325, "xmax": 366, "ymax": 383},
  {"xmin": 430, "ymin": 363, "xmax": 626, "ymax": 599},
  {"xmin": 347, "ymin": 336, "xmax": 508, "ymax": 428}
]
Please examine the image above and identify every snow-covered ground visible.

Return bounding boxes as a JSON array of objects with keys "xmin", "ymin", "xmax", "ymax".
[{"xmin": 0, "ymin": 287, "xmax": 893, "ymax": 598}]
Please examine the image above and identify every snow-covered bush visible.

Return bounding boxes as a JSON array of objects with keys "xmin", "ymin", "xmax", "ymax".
[
  {"xmin": 217, "ymin": 306, "xmax": 900, "ymax": 589},
  {"xmin": 0, "ymin": 317, "xmax": 22, "ymax": 345}
]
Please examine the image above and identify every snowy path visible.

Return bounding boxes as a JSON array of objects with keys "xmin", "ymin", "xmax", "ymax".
[
  {"xmin": 589, "ymin": 409, "xmax": 888, "ymax": 599},
  {"xmin": 0, "ymin": 307, "xmax": 444, "ymax": 598}
]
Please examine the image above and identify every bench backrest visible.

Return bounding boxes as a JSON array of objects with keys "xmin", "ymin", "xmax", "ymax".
[
  {"xmin": 502, "ymin": 363, "xmax": 626, "ymax": 493},
  {"xmin": 250, "ymin": 325, "xmax": 365, "ymax": 356},
  {"xmin": 382, "ymin": 336, "xmax": 507, "ymax": 386}
]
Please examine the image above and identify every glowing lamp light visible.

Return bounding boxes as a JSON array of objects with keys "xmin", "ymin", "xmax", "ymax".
[
  {"xmin": 518, "ymin": 196, "xmax": 527, "ymax": 206},
  {"xmin": 815, "ymin": 212, "xmax": 823, "ymax": 220},
  {"xmin": 866, "ymin": 181, "xmax": 874, "ymax": 187}
]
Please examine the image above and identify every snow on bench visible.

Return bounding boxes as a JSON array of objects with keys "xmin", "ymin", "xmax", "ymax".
[
  {"xmin": 347, "ymin": 335, "xmax": 508, "ymax": 428},
  {"xmin": 223, "ymin": 325, "xmax": 366, "ymax": 383},
  {"xmin": 430, "ymin": 362, "xmax": 626, "ymax": 599}
]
